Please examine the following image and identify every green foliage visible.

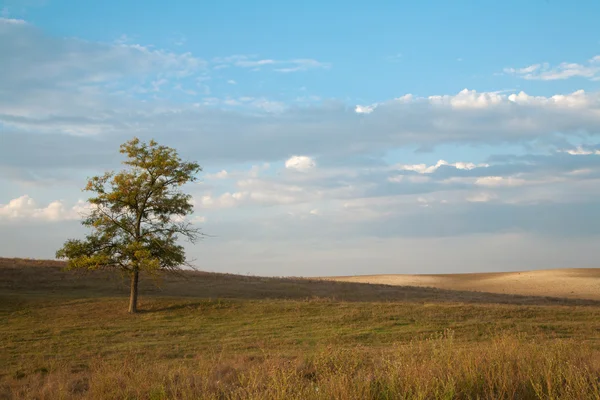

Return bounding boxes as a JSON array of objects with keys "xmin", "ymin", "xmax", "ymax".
[{"xmin": 55, "ymin": 137, "xmax": 202, "ymax": 276}]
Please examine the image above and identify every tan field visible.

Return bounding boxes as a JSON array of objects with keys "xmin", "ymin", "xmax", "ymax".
[{"xmin": 322, "ymin": 268, "xmax": 600, "ymax": 301}]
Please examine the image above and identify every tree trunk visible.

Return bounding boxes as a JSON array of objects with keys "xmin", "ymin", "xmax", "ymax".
[{"xmin": 128, "ymin": 269, "xmax": 139, "ymax": 313}]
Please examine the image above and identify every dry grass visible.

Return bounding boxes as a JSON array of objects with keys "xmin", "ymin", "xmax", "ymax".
[
  {"xmin": 1, "ymin": 257, "xmax": 600, "ymax": 399},
  {"xmin": 323, "ymin": 268, "xmax": 600, "ymax": 301},
  {"xmin": 4, "ymin": 334, "xmax": 599, "ymax": 400}
]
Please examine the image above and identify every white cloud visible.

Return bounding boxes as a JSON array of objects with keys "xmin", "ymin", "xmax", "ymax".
[
  {"xmin": 2, "ymin": 57, "xmax": 600, "ymax": 164},
  {"xmin": 285, "ymin": 155, "xmax": 316, "ymax": 172},
  {"xmin": 473, "ymin": 175, "xmax": 569, "ymax": 188},
  {"xmin": 227, "ymin": 80, "xmax": 236, "ymax": 84},
  {"xmin": 237, "ymin": 59, "xmax": 275, "ymax": 67},
  {"xmin": 201, "ymin": 164, "xmax": 270, "ymax": 183},
  {"xmin": 183, "ymin": 144, "xmax": 600, "ymax": 223},
  {"xmin": 561, "ymin": 146, "xmax": 600, "ymax": 155},
  {"xmin": 0, "ymin": 21, "xmax": 208, "ymax": 133},
  {"xmin": 504, "ymin": 55, "xmax": 600, "ymax": 81},
  {"xmin": 206, "ymin": 170, "xmax": 229, "ymax": 179},
  {"xmin": 191, "ymin": 215, "xmax": 206, "ymax": 224},
  {"xmin": 0, "ymin": 195, "xmax": 89, "ymax": 222},
  {"xmin": 197, "ymin": 188, "xmax": 302, "ymax": 209},
  {"xmin": 1, "ymin": 25, "xmax": 599, "ymax": 160},
  {"xmin": 212, "ymin": 55, "xmax": 330, "ymax": 73},
  {"xmin": 395, "ymin": 159, "xmax": 488, "ymax": 174},
  {"xmin": 0, "ymin": 17, "xmax": 26, "ymax": 24},
  {"xmin": 506, "ymin": 90, "xmax": 590, "ymax": 107},
  {"xmin": 355, "ymin": 104, "xmax": 377, "ymax": 114},
  {"xmin": 474, "ymin": 176, "xmax": 527, "ymax": 187},
  {"xmin": 466, "ymin": 192, "xmax": 496, "ymax": 203},
  {"xmin": 429, "ymin": 89, "xmax": 505, "ymax": 109},
  {"xmin": 274, "ymin": 59, "xmax": 331, "ymax": 73},
  {"xmin": 417, "ymin": 197, "xmax": 430, "ymax": 207},
  {"xmin": 389, "ymin": 174, "xmax": 432, "ymax": 183},
  {"xmin": 0, "ymin": 194, "xmax": 208, "ymax": 224},
  {"xmin": 196, "ymin": 193, "xmax": 240, "ymax": 209},
  {"xmin": 566, "ymin": 168, "xmax": 592, "ymax": 176},
  {"xmin": 205, "ymin": 96, "xmax": 287, "ymax": 112},
  {"xmin": 505, "ymin": 64, "xmax": 541, "ymax": 75}
]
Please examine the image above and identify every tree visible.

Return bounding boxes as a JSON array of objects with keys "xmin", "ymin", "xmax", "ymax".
[{"xmin": 56, "ymin": 137, "xmax": 203, "ymax": 313}]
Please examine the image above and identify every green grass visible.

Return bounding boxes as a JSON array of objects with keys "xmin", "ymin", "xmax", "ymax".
[{"xmin": 1, "ymin": 258, "xmax": 600, "ymax": 399}]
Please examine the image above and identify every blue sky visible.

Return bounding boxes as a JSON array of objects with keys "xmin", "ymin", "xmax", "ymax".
[
  {"xmin": 1, "ymin": 0, "xmax": 600, "ymax": 275},
  {"xmin": 15, "ymin": 0, "xmax": 600, "ymax": 100}
]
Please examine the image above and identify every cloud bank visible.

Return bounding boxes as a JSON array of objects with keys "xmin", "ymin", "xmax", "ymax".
[{"xmin": 2, "ymin": 18, "xmax": 600, "ymax": 275}]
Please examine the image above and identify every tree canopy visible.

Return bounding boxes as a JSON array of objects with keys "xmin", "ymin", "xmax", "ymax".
[{"xmin": 56, "ymin": 137, "xmax": 203, "ymax": 313}]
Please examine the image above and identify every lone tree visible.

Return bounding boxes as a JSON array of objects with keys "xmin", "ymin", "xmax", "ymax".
[{"xmin": 56, "ymin": 137, "xmax": 203, "ymax": 313}]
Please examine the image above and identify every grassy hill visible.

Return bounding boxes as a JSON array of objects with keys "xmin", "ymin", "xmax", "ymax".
[
  {"xmin": 1, "ymin": 258, "xmax": 599, "ymax": 399},
  {"xmin": 323, "ymin": 268, "xmax": 600, "ymax": 301}
]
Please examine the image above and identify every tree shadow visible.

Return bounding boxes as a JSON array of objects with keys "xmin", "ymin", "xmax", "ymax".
[{"xmin": 139, "ymin": 272, "xmax": 600, "ymax": 310}]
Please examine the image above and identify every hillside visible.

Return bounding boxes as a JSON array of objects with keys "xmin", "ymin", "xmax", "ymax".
[
  {"xmin": 1, "ymin": 257, "xmax": 598, "ymax": 306},
  {"xmin": 322, "ymin": 268, "xmax": 600, "ymax": 301}
]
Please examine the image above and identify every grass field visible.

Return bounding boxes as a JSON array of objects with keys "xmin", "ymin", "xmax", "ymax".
[
  {"xmin": 1, "ymin": 258, "xmax": 600, "ymax": 399},
  {"xmin": 324, "ymin": 268, "xmax": 600, "ymax": 301}
]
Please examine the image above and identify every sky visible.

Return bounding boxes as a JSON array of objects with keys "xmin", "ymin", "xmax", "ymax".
[{"xmin": 1, "ymin": 0, "xmax": 600, "ymax": 276}]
